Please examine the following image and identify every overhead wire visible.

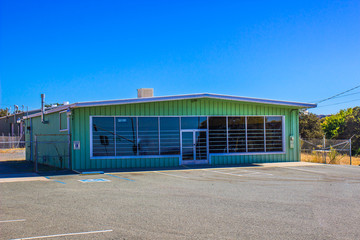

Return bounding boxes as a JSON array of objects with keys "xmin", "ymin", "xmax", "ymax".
[
  {"xmin": 315, "ymin": 98, "xmax": 360, "ymax": 108},
  {"xmin": 315, "ymin": 84, "xmax": 360, "ymax": 104}
]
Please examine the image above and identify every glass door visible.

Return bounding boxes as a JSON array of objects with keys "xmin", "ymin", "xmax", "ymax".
[{"xmin": 181, "ymin": 130, "xmax": 208, "ymax": 164}]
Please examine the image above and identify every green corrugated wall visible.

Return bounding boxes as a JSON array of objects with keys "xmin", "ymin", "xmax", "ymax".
[
  {"xmin": 70, "ymin": 98, "xmax": 300, "ymax": 170},
  {"xmin": 25, "ymin": 113, "xmax": 69, "ymax": 168}
]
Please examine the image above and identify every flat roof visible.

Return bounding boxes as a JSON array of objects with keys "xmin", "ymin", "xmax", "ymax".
[{"xmin": 24, "ymin": 93, "xmax": 317, "ymax": 119}]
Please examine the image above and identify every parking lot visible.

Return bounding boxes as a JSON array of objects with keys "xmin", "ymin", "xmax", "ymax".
[{"xmin": 1, "ymin": 162, "xmax": 360, "ymax": 240}]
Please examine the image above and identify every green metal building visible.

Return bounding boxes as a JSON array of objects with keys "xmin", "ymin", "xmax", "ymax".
[{"xmin": 24, "ymin": 93, "xmax": 316, "ymax": 171}]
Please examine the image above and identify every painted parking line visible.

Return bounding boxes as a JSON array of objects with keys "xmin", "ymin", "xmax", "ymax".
[
  {"xmin": 321, "ymin": 164, "xmax": 360, "ymax": 170},
  {"xmin": 210, "ymin": 169, "xmax": 273, "ymax": 177},
  {"xmin": 43, "ymin": 176, "xmax": 66, "ymax": 184},
  {"xmin": 280, "ymin": 167, "xmax": 325, "ymax": 174},
  {"xmin": 78, "ymin": 178, "xmax": 111, "ymax": 183},
  {"xmin": 0, "ymin": 219, "xmax": 26, "ymax": 223},
  {"xmin": 241, "ymin": 171, "xmax": 273, "ymax": 176},
  {"xmin": 153, "ymin": 171, "xmax": 189, "ymax": 179},
  {"xmin": 10, "ymin": 229, "xmax": 113, "ymax": 240},
  {"xmin": 234, "ymin": 169, "xmax": 274, "ymax": 176},
  {"xmin": 210, "ymin": 170, "xmax": 243, "ymax": 177},
  {"xmin": 105, "ymin": 173, "xmax": 135, "ymax": 182}
]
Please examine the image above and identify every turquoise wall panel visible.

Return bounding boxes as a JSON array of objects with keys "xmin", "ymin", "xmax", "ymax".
[
  {"xmin": 70, "ymin": 98, "xmax": 300, "ymax": 170},
  {"xmin": 25, "ymin": 112, "xmax": 69, "ymax": 168}
]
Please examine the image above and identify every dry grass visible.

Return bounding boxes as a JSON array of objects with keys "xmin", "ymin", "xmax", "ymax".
[
  {"xmin": 301, "ymin": 152, "xmax": 360, "ymax": 166},
  {"xmin": 0, "ymin": 148, "xmax": 26, "ymax": 161},
  {"xmin": 0, "ymin": 148, "xmax": 25, "ymax": 154}
]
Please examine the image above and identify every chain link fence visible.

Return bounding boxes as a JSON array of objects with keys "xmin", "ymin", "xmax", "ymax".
[
  {"xmin": 0, "ymin": 134, "xmax": 71, "ymax": 172},
  {"xmin": 34, "ymin": 134, "xmax": 71, "ymax": 171},
  {"xmin": 300, "ymin": 137, "xmax": 357, "ymax": 165},
  {"xmin": 0, "ymin": 136, "xmax": 26, "ymax": 161}
]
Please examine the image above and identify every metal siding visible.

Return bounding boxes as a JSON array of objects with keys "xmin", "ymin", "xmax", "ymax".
[
  {"xmin": 71, "ymin": 98, "xmax": 300, "ymax": 170},
  {"xmin": 25, "ymin": 113, "xmax": 68, "ymax": 168}
]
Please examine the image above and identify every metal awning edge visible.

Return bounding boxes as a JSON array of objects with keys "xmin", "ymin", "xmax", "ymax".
[{"xmin": 23, "ymin": 93, "xmax": 317, "ymax": 119}]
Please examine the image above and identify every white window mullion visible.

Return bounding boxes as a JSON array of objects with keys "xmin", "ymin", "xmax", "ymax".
[
  {"xmin": 245, "ymin": 116, "xmax": 248, "ymax": 152},
  {"xmin": 206, "ymin": 116, "xmax": 209, "ymax": 162},
  {"xmin": 179, "ymin": 117, "xmax": 182, "ymax": 165},
  {"xmin": 136, "ymin": 117, "xmax": 139, "ymax": 156},
  {"xmin": 114, "ymin": 117, "xmax": 116, "ymax": 156},
  {"xmin": 226, "ymin": 116, "xmax": 229, "ymax": 153},
  {"xmin": 158, "ymin": 117, "xmax": 161, "ymax": 155},
  {"xmin": 264, "ymin": 116, "xmax": 266, "ymax": 152},
  {"xmin": 282, "ymin": 116, "xmax": 285, "ymax": 152}
]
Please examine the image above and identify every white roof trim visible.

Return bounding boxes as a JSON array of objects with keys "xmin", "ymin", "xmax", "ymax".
[{"xmin": 24, "ymin": 93, "xmax": 317, "ymax": 119}]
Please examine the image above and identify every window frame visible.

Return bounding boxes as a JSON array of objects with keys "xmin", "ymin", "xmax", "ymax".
[
  {"xmin": 89, "ymin": 115, "xmax": 286, "ymax": 160},
  {"xmin": 59, "ymin": 111, "xmax": 68, "ymax": 132}
]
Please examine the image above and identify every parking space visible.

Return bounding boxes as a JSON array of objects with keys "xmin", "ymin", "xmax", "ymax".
[{"xmin": 1, "ymin": 163, "xmax": 360, "ymax": 239}]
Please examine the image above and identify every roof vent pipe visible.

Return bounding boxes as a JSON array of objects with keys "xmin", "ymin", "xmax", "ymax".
[
  {"xmin": 137, "ymin": 88, "xmax": 154, "ymax": 98},
  {"xmin": 41, "ymin": 94, "xmax": 48, "ymax": 124}
]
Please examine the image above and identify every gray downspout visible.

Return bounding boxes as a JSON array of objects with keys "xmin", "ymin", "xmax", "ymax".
[
  {"xmin": 67, "ymin": 108, "xmax": 72, "ymax": 170},
  {"xmin": 30, "ymin": 118, "xmax": 33, "ymax": 162},
  {"xmin": 290, "ymin": 109, "xmax": 298, "ymax": 161}
]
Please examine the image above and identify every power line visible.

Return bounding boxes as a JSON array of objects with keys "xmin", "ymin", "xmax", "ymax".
[
  {"xmin": 315, "ymin": 84, "xmax": 360, "ymax": 104},
  {"xmin": 316, "ymin": 98, "xmax": 360, "ymax": 108},
  {"xmin": 333, "ymin": 91, "xmax": 360, "ymax": 99},
  {"xmin": 311, "ymin": 91, "xmax": 360, "ymax": 103}
]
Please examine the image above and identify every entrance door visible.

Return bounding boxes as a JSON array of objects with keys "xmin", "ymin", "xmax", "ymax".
[{"xmin": 181, "ymin": 130, "xmax": 208, "ymax": 164}]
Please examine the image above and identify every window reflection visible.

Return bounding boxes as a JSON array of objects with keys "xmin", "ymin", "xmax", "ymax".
[
  {"xmin": 265, "ymin": 117, "xmax": 283, "ymax": 152},
  {"xmin": 138, "ymin": 117, "xmax": 159, "ymax": 155},
  {"xmin": 92, "ymin": 117, "xmax": 115, "ymax": 156},
  {"xmin": 228, "ymin": 117, "xmax": 246, "ymax": 153},
  {"xmin": 209, "ymin": 117, "xmax": 227, "ymax": 153},
  {"xmin": 247, "ymin": 117, "xmax": 265, "ymax": 152},
  {"xmin": 181, "ymin": 117, "xmax": 207, "ymax": 129},
  {"xmin": 160, "ymin": 117, "xmax": 180, "ymax": 155},
  {"xmin": 115, "ymin": 117, "xmax": 137, "ymax": 156}
]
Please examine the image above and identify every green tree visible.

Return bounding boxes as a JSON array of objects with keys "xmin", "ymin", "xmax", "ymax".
[
  {"xmin": 45, "ymin": 103, "xmax": 64, "ymax": 108},
  {"xmin": 322, "ymin": 107, "xmax": 360, "ymax": 155},
  {"xmin": 299, "ymin": 112, "xmax": 324, "ymax": 139},
  {"xmin": 0, "ymin": 108, "xmax": 9, "ymax": 117},
  {"xmin": 338, "ymin": 107, "xmax": 360, "ymax": 155},
  {"xmin": 321, "ymin": 108, "xmax": 352, "ymax": 139}
]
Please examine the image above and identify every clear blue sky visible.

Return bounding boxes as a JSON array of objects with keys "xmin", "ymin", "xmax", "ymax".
[{"xmin": 0, "ymin": 0, "xmax": 359, "ymax": 115}]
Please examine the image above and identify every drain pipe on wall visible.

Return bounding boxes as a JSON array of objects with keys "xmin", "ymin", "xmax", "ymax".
[
  {"xmin": 290, "ymin": 109, "xmax": 298, "ymax": 148},
  {"xmin": 290, "ymin": 108, "xmax": 300, "ymax": 161},
  {"xmin": 67, "ymin": 107, "xmax": 72, "ymax": 170}
]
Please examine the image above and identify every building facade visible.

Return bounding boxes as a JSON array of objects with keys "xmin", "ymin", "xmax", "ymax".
[{"xmin": 24, "ymin": 93, "xmax": 316, "ymax": 170}]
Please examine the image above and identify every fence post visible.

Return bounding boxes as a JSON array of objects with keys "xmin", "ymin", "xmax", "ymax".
[
  {"xmin": 323, "ymin": 135, "xmax": 326, "ymax": 164},
  {"xmin": 349, "ymin": 138, "xmax": 352, "ymax": 166}
]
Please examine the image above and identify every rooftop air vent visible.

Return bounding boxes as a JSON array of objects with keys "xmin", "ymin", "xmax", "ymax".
[{"xmin": 137, "ymin": 88, "xmax": 154, "ymax": 98}]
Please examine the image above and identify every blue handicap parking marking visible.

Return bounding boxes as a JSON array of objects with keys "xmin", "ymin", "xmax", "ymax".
[{"xmin": 79, "ymin": 178, "xmax": 111, "ymax": 183}]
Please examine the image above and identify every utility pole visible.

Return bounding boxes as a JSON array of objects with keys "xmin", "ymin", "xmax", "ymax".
[
  {"xmin": 323, "ymin": 135, "xmax": 326, "ymax": 164},
  {"xmin": 349, "ymin": 138, "xmax": 352, "ymax": 165}
]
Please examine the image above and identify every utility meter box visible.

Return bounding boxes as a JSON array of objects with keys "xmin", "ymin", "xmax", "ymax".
[{"xmin": 290, "ymin": 136, "xmax": 294, "ymax": 149}]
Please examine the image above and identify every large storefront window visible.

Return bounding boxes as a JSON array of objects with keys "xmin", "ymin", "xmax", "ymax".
[
  {"xmin": 181, "ymin": 117, "xmax": 207, "ymax": 129},
  {"xmin": 265, "ymin": 117, "xmax": 283, "ymax": 152},
  {"xmin": 247, "ymin": 117, "xmax": 265, "ymax": 152},
  {"xmin": 160, "ymin": 117, "xmax": 180, "ymax": 155},
  {"xmin": 209, "ymin": 117, "xmax": 227, "ymax": 153},
  {"xmin": 91, "ymin": 115, "xmax": 284, "ymax": 158},
  {"xmin": 92, "ymin": 117, "xmax": 115, "ymax": 156},
  {"xmin": 138, "ymin": 117, "xmax": 159, "ymax": 155},
  {"xmin": 228, "ymin": 117, "xmax": 246, "ymax": 153},
  {"xmin": 115, "ymin": 117, "xmax": 137, "ymax": 156}
]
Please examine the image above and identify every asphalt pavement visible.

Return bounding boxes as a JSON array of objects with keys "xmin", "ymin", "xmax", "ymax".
[{"xmin": 1, "ymin": 162, "xmax": 360, "ymax": 240}]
